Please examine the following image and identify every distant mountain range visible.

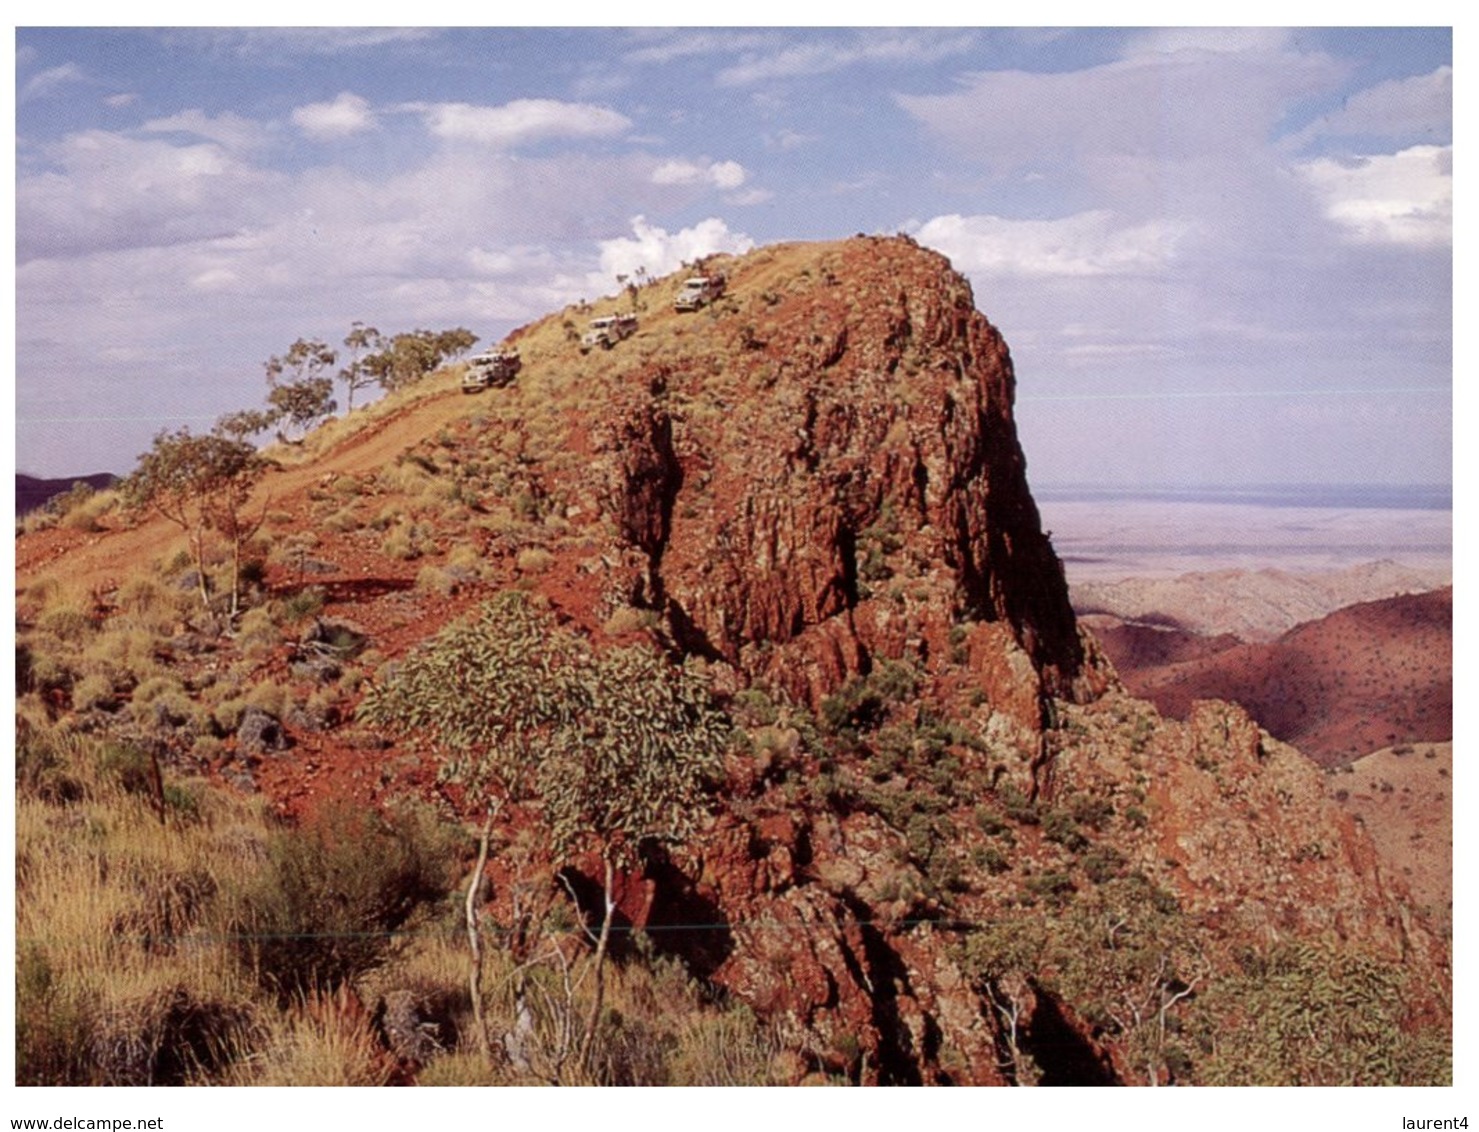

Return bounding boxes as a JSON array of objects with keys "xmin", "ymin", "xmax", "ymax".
[
  {"xmin": 16, "ymin": 472, "xmax": 119, "ymax": 516},
  {"xmin": 1085, "ymin": 586, "xmax": 1452, "ymax": 767},
  {"xmin": 1070, "ymin": 559, "xmax": 1451, "ymax": 643}
]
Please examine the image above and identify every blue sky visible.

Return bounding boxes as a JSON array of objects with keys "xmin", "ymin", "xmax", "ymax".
[{"xmin": 14, "ymin": 27, "xmax": 1452, "ymax": 486}]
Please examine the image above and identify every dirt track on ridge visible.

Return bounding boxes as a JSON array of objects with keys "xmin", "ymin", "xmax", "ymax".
[{"xmin": 16, "ymin": 375, "xmax": 479, "ymax": 596}]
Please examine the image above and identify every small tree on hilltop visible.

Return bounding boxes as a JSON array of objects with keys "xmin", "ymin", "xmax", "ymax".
[
  {"xmin": 339, "ymin": 321, "xmax": 383, "ymax": 414},
  {"xmin": 362, "ymin": 328, "xmax": 479, "ymax": 393},
  {"xmin": 264, "ymin": 336, "xmax": 337, "ymax": 387},
  {"xmin": 123, "ymin": 427, "xmax": 266, "ymax": 618},
  {"xmin": 266, "ymin": 376, "xmax": 336, "ymax": 442},
  {"xmin": 432, "ymin": 326, "xmax": 478, "ymax": 362},
  {"xmin": 538, "ymin": 642, "xmax": 728, "ymax": 1063},
  {"xmin": 264, "ymin": 337, "xmax": 338, "ymax": 442},
  {"xmin": 358, "ymin": 593, "xmax": 580, "ymax": 1062},
  {"xmin": 213, "ymin": 407, "xmax": 277, "ymax": 442}
]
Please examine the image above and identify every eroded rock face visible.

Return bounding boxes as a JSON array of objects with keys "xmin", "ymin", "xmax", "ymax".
[
  {"xmin": 513, "ymin": 239, "xmax": 1443, "ymax": 1085},
  {"xmin": 579, "ymin": 237, "xmax": 1105, "ymax": 727}
]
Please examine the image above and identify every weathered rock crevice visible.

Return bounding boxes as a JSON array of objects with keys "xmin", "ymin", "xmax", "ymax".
[{"xmin": 590, "ymin": 239, "xmax": 1102, "ymax": 721}]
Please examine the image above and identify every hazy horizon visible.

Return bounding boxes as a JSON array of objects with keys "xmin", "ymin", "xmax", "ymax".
[
  {"xmin": 15, "ymin": 27, "xmax": 1451, "ymax": 487},
  {"xmin": 1039, "ymin": 495, "xmax": 1452, "ymax": 582}
]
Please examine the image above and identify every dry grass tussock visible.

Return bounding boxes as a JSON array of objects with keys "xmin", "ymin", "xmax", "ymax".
[
  {"xmin": 17, "ymin": 483, "xmax": 122, "ymax": 535},
  {"xmin": 16, "ymin": 723, "xmax": 786, "ymax": 1086}
]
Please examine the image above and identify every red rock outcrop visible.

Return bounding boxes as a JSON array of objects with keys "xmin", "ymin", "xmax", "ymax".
[
  {"xmin": 489, "ymin": 238, "xmax": 1444, "ymax": 1083},
  {"xmin": 574, "ymin": 237, "xmax": 1109, "ymax": 746}
]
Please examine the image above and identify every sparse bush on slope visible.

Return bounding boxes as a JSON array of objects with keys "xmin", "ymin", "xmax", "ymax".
[{"xmin": 228, "ymin": 801, "xmax": 455, "ymax": 1002}]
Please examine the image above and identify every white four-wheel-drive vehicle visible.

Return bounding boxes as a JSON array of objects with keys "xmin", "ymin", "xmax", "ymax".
[
  {"xmin": 674, "ymin": 274, "xmax": 726, "ymax": 312},
  {"xmin": 580, "ymin": 313, "xmax": 639, "ymax": 352},
  {"xmin": 460, "ymin": 348, "xmax": 522, "ymax": 393}
]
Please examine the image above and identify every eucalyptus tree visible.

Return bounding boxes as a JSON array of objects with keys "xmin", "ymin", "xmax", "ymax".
[
  {"xmin": 358, "ymin": 593, "xmax": 729, "ymax": 1070},
  {"xmin": 123, "ymin": 427, "xmax": 266, "ymax": 618},
  {"xmin": 263, "ymin": 337, "xmax": 338, "ymax": 441},
  {"xmin": 339, "ymin": 322, "xmax": 383, "ymax": 413}
]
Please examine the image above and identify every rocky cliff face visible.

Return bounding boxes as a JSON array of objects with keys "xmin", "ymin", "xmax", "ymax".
[
  {"xmin": 533, "ymin": 238, "xmax": 1109, "ymax": 760},
  {"xmin": 476, "ymin": 238, "xmax": 1443, "ymax": 1083}
]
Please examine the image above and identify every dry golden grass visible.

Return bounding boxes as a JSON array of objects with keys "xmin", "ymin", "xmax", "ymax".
[
  {"xmin": 114, "ymin": 576, "xmax": 189, "ymax": 634},
  {"xmin": 79, "ymin": 621, "xmax": 161, "ymax": 683},
  {"xmin": 223, "ymin": 997, "xmax": 394, "ymax": 1087},
  {"xmin": 16, "ymin": 731, "xmax": 269, "ymax": 1084},
  {"xmin": 515, "ymin": 546, "xmax": 554, "ymax": 575},
  {"xmin": 60, "ymin": 486, "xmax": 122, "ymax": 532},
  {"xmin": 415, "ymin": 564, "xmax": 459, "ymax": 596}
]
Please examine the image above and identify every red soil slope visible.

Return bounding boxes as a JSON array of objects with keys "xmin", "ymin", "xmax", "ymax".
[{"xmin": 1100, "ymin": 588, "xmax": 1451, "ymax": 767}]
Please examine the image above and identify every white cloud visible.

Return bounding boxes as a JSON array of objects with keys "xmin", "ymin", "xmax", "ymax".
[
  {"xmin": 765, "ymin": 128, "xmax": 813, "ymax": 151},
  {"xmin": 190, "ymin": 267, "xmax": 239, "ymax": 292},
  {"xmin": 726, "ymin": 188, "xmax": 774, "ymax": 206},
  {"xmin": 1059, "ymin": 341, "xmax": 1177, "ymax": 362},
  {"xmin": 718, "ymin": 30, "xmax": 976, "ymax": 86},
  {"xmin": 1297, "ymin": 145, "xmax": 1452, "ymax": 247},
  {"xmin": 1122, "ymin": 28, "xmax": 1293, "ymax": 58},
  {"xmin": 142, "ymin": 109, "xmax": 269, "ymax": 152},
  {"xmin": 651, "ymin": 158, "xmax": 746, "ymax": 190},
  {"xmin": 413, "ymin": 99, "xmax": 631, "ymax": 148},
  {"xmin": 163, "ymin": 27, "xmax": 438, "ymax": 59},
  {"xmin": 896, "ymin": 44, "xmax": 1360, "ymax": 273},
  {"xmin": 596, "ymin": 216, "xmax": 754, "ymax": 284},
  {"xmin": 914, "ymin": 211, "xmax": 1188, "ymax": 277},
  {"xmin": 292, "ymin": 92, "xmax": 377, "ymax": 140},
  {"xmin": 17, "ymin": 130, "xmax": 280, "ymax": 260},
  {"xmin": 1291, "ymin": 66, "xmax": 1451, "ymax": 148},
  {"xmin": 708, "ymin": 161, "xmax": 746, "ymax": 190},
  {"xmin": 899, "ymin": 49, "xmax": 1342, "ymax": 174},
  {"xmin": 17, "ymin": 123, "xmax": 749, "ymax": 395},
  {"xmin": 623, "ymin": 30, "xmax": 775, "ymax": 66},
  {"xmin": 104, "ymin": 92, "xmax": 138, "ymax": 109},
  {"xmin": 20, "ymin": 62, "xmax": 87, "ymax": 101},
  {"xmin": 651, "ymin": 160, "xmax": 707, "ymax": 185}
]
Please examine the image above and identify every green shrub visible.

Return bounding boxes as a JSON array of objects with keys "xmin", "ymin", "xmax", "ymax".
[
  {"xmin": 515, "ymin": 546, "xmax": 554, "ymax": 574},
  {"xmin": 1043, "ymin": 810, "xmax": 1088, "ymax": 853},
  {"xmin": 15, "ymin": 724, "xmax": 86, "ymax": 804},
  {"xmin": 212, "ymin": 697, "xmax": 249, "ymax": 736},
  {"xmin": 1082, "ymin": 845, "xmax": 1127, "ymax": 885},
  {"xmin": 1069, "ymin": 795, "xmax": 1115, "ymax": 831},
  {"xmin": 1024, "ymin": 870, "xmax": 1076, "ymax": 907},
  {"xmin": 71, "ymin": 672, "xmax": 117, "ymax": 712},
  {"xmin": 1194, "ymin": 941, "xmax": 1450, "ymax": 1085},
  {"xmin": 15, "ymin": 943, "xmax": 92, "ymax": 1085},
  {"xmin": 996, "ymin": 783, "xmax": 1039, "ymax": 825},
  {"xmin": 243, "ymin": 680, "xmax": 289, "ymax": 719},
  {"xmin": 974, "ymin": 807, "xmax": 1010, "ymax": 838},
  {"xmin": 129, "ymin": 678, "xmax": 200, "ymax": 733},
  {"xmin": 97, "ymin": 741, "xmax": 159, "ymax": 798},
  {"xmin": 415, "ymin": 565, "xmax": 458, "ymax": 596},
  {"xmin": 228, "ymin": 803, "xmax": 453, "ymax": 1000},
  {"xmin": 277, "ymin": 586, "xmax": 326, "ymax": 623},
  {"xmin": 360, "ymin": 593, "xmax": 728, "ymax": 830},
  {"xmin": 234, "ymin": 607, "xmax": 279, "ymax": 655},
  {"xmin": 972, "ymin": 845, "xmax": 1011, "ymax": 875},
  {"xmin": 38, "ymin": 604, "xmax": 95, "ymax": 643}
]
